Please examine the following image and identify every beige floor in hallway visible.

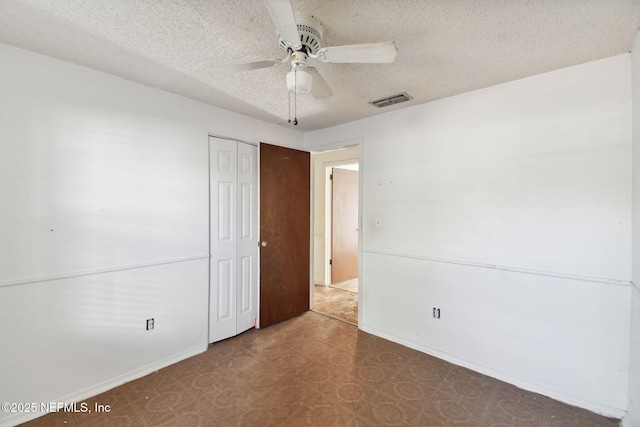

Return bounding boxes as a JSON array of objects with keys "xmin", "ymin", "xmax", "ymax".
[
  {"xmin": 312, "ymin": 283, "xmax": 358, "ymax": 325},
  {"xmin": 21, "ymin": 312, "xmax": 618, "ymax": 427},
  {"xmin": 328, "ymin": 279, "xmax": 359, "ymax": 293}
]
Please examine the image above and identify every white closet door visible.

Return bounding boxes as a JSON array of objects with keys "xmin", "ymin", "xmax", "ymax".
[
  {"xmin": 209, "ymin": 137, "xmax": 237, "ymax": 343},
  {"xmin": 236, "ymin": 142, "xmax": 258, "ymax": 334},
  {"xmin": 209, "ymin": 138, "xmax": 258, "ymax": 343}
]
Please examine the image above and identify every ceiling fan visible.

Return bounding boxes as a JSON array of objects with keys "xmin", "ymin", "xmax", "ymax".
[{"xmin": 219, "ymin": 0, "xmax": 398, "ymax": 124}]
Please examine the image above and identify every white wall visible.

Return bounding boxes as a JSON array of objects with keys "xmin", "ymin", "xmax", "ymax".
[
  {"xmin": 306, "ymin": 55, "xmax": 632, "ymax": 416},
  {"xmin": 0, "ymin": 43, "xmax": 302, "ymax": 427},
  {"xmin": 627, "ymin": 30, "xmax": 640, "ymax": 427}
]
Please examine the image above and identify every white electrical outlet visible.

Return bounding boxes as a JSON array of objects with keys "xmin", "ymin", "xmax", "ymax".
[{"xmin": 146, "ymin": 318, "xmax": 154, "ymax": 330}]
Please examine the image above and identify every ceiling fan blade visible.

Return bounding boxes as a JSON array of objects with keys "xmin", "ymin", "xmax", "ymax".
[
  {"xmin": 264, "ymin": 0, "xmax": 301, "ymax": 50},
  {"xmin": 307, "ymin": 67, "xmax": 332, "ymax": 99},
  {"xmin": 215, "ymin": 58, "xmax": 284, "ymax": 73},
  {"xmin": 315, "ymin": 41, "xmax": 397, "ymax": 64}
]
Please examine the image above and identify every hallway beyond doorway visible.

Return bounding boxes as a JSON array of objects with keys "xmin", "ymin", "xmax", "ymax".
[
  {"xmin": 330, "ymin": 278, "xmax": 358, "ymax": 293},
  {"xmin": 312, "ymin": 284, "xmax": 357, "ymax": 325}
]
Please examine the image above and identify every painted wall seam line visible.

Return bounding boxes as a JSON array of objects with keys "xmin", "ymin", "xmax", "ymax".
[
  {"xmin": 363, "ymin": 249, "xmax": 632, "ymax": 287},
  {"xmin": 0, "ymin": 254, "xmax": 210, "ymax": 289}
]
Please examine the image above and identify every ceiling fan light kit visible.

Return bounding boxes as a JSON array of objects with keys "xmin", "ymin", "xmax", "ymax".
[
  {"xmin": 225, "ymin": 0, "xmax": 399, "ymax": 125},
  {"xmin": 286, "ymin": 51, "xmax": 313, "ymax": 93},
  {"xmin": 286, "ymin": 69, "xmax": 312, "ymax": 93}
]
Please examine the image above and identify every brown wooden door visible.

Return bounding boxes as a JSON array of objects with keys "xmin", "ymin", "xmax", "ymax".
[
  {"xmin": 331, "ymin": 167, "xmax": 359, "ymax": 283},
  {"xmin": 259, "ymin": 143, "xmax": 310, "ymax": 327}
]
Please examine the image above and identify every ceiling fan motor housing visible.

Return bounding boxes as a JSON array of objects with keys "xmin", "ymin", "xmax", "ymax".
[{"xmin": 278, "ymin": 15, "xmax": 323, "ymax": 55}]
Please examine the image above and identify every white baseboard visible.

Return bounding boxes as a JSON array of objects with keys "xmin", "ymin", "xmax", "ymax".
[{"xmin": 0, "ymin": 344, "xmax": 207, "ymax": 427}]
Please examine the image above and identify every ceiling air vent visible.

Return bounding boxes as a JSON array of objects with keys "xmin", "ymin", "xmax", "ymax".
[{"xmin": 369, "ymin": 92, "xmax": 412, "ymax": 108}]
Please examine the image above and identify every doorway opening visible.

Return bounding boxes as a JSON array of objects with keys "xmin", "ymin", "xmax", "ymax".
[{"xmin": 310, "ymin": 146, "xmax": 360, "ymax": 325}]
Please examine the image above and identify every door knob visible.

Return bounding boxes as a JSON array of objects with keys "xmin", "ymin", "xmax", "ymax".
[{"xmin": 261, "ymin": 241, "xmax": 267, "ymax": 247}]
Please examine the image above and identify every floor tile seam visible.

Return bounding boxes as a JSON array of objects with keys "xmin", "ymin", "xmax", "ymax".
[
  {"xmin": 284, "ymin": 400, "xmax": 358, "ymax": 426},
  {"xmin": 474, "ymin": 378, "xmax": 500, "ymax": 426},
  {"xmin": 135, "ymin": 405, "xmax": 175, "ymax": 426},
  {"xmin": 192, "ymin": 398, "xmax": 239, "ymax": 424},
  {"xmin": 149, "ymin": 401, "xmax": 215, "ymax": 425},
  {"xmin": 352, "ymin": 397, "xmax": 421, "ymax": 426}
]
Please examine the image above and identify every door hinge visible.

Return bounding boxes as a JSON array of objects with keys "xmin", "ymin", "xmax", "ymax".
[
  {"xmin": 330, "ymin": 174, "xmax": 333, "ymax": 180},
  {"xmin": 329, "ymin": 259, "xmax": 332, "ymax": 265}
]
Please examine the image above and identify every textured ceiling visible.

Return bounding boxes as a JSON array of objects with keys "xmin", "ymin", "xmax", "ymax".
[{"xmin": 1, "ymin": 0, "xmax": 640, "ymax": 131}]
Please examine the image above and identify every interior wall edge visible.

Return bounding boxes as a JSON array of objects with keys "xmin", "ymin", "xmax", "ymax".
[
  {"xmin": 0, "ymin": 344, "xmax": 207, "ymax": 427},
  {"xmin": 619, "ymin": 413, "xmax": 632, "ymax": 427},
  {"xmin": 628, "ymin": 26, "xmax": 640, "ymax": 427},
  {"xmin": 359, "ymin": 323, "xmax": 625, "ymax": 419}
]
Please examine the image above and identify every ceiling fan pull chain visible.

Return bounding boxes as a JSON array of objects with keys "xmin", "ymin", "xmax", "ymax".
[
  {"xmin": 288, "ymin": 87, "xmax": 291, "ymax": 124},
  {"xmin": 293, "ymin": 69, "xmax": 298, "ymax": 126}
]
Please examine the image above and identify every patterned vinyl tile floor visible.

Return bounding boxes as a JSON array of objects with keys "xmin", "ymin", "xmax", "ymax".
[{"xmin": 21, "ymin": 312, "xmax": 619, "ymax": 426}]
